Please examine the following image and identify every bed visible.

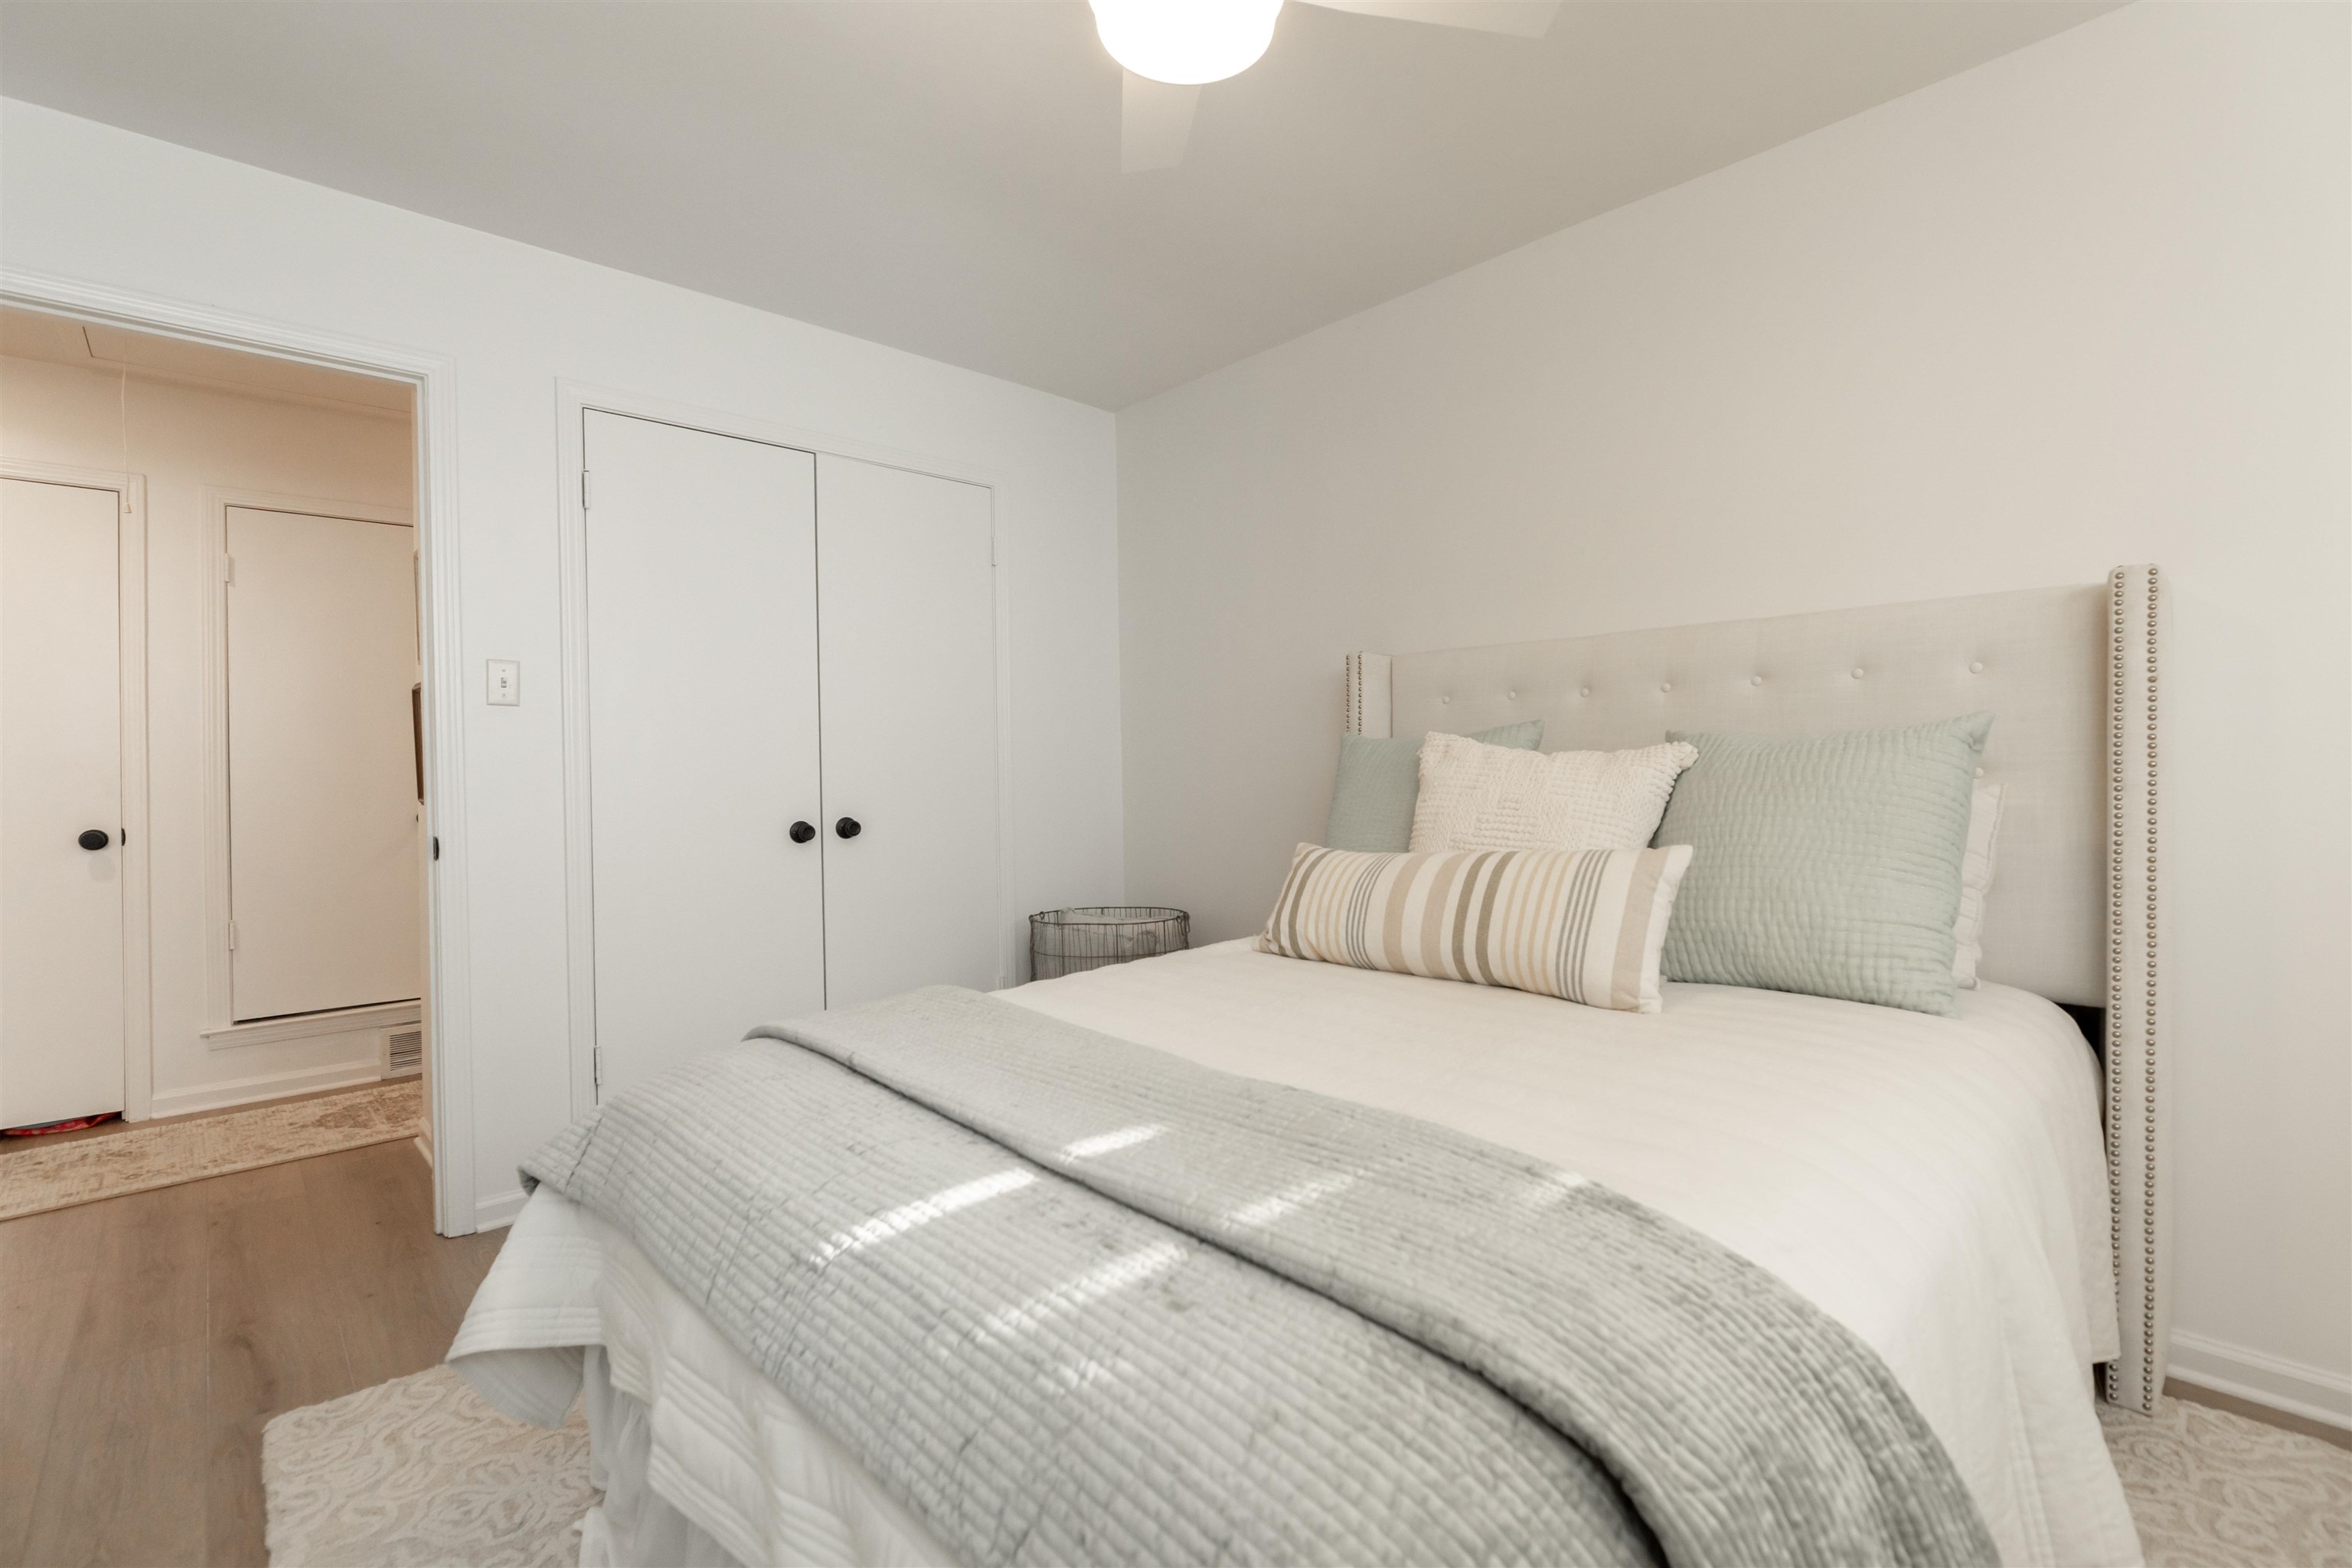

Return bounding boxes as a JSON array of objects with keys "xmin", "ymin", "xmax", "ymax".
[{"xmin": 452, "ymin": 569, "xmax": 2166, "ymax": 1568}]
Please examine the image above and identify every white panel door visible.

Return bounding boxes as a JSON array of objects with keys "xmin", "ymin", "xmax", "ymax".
[
  {"xmin": 816, "ymin": 454, "xmax": 999, "ymax": 1006},
  {"xmin": 585, "ymin": 412, "xmax": 825, "ymax": 1097},
  {"xmin": 226, "ymin": 507, "xmax": 422, "ymax": 1021},
  {"xmin": 1, "ymin": 478, "xmax": 126, "ymax": 1127}
]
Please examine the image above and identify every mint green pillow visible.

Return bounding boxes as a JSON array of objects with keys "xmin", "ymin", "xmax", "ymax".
[
  {"xmin": 1654, "ymin": 713, "xmax": 1991, "ymax": 1016},
  {"xmin": 1326, "ymin": 722, "xmax": 1543, "ymax": 852}
]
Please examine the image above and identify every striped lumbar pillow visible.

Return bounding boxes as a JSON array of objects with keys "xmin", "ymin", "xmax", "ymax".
[{"xmin": 1256, "ymin": 842, "xmax": 1694, "ymax": 1013}]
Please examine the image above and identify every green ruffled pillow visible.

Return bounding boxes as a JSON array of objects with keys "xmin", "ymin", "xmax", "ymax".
[
  {"xmin": 1325, "ymin": 721, "xmax": 1542, "ymax": 852},
  {"xmin": 1655, "ymin": 713, "xmax": 1991, "ymax": 1016}
]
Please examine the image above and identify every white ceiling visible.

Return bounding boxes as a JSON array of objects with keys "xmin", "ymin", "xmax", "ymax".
[{"xmin": 0, "ymin": 1, "xmax": 2117, "ymax": 409}]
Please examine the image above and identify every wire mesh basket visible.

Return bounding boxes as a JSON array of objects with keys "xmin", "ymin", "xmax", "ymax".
[{"xmin": 1029, "ymin": 906, "xmax": 1189, "ymax": 982}]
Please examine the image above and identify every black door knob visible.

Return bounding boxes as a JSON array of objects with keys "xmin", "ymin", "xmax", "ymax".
[
  {"xmin": 835, "ymin": 816, "xmax": 861, "ymax": 840},
  {"xmin": 789, "ymin": 820, "xmax": 815, "ymax": 844},
  {"xmin": 78, "ymin": 829, "xmax": 110, "ymax": 851}
]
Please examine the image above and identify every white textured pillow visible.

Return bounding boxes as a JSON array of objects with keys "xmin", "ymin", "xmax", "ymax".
[
  {"xmin": 1410, "ymin": 731, "xmax": 1698, "ymax": 854},
  {"xmin": 1952, "ymin": 782, "xmax": 2004, "ymax": 987}
]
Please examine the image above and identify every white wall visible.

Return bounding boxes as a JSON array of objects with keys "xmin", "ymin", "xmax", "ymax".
[
  {"xmin": 1117, "ymin": 2, "xmax": 2350, "ymax": 1419},
  {"xmin": 0, "ymin": 99, "xmax": 1125, "ymax": 1227},
  {"xmin": 1, "ymin": 356, "xmax": 417, "ymax": 1115}
]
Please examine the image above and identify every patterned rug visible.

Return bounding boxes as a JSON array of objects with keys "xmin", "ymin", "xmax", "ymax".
[
  {"xmin": 262, "ymin": 1368, "xmax": 2350, "ymax": 1568},
  {"xmin": 2102, "ymin": 1396, "xmax": 2352, "ymax": 1566},
  {"xmin": 264, "ymin": 1367, "xmax": 591, "ymax": 1568},
  {"xmin": 0, "ymin": 1078, "xmax": 420, "ymax": 1220}
]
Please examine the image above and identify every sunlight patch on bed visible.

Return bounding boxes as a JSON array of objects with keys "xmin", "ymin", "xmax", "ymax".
[
  {"xmin": 1227, "ymin": 1172, "xmax": 1357, "ymax": 1229},
  {"xmin": 978, "ymin": 1240, "xmax": 1187, "ymax": 1343},
  {"xmin": 1516, "ymin": 1168, "xmax": 1591, "ymax": 1209},
  {"xmin": 1059, "ymin": 1122, "xmax": 1167, "ymax": 1160},
  {"xmin": 809, "ymin": 1168, "xmax": 1037, "ymax": 1266}
]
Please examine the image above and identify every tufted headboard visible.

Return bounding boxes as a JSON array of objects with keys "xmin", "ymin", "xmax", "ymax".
[{"xmin": 1344, "ymin": 568, "xmax": 2167, "ymax": 1412}]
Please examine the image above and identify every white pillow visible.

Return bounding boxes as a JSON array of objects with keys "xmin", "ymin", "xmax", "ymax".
[
  {"xmin": 1410, "ymin": 731, "xmax": 1698, "ymax": 854},
  {"xmin": 1952, "ymin": 781, "xmax": 2004, "ymax": 987}
]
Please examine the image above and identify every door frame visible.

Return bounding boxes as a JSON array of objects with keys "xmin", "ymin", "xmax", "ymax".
[
  {"xmin": 198, "ymin": 486, "xmax": 416, "ymax": 1040},
  {"xmin": 554, "ymin": 381, "xmax": 1018, "ymax": 1120},
  {"xmin": 0, "ymin": 457, "xmax": 151, "ymax": 1122},
  {"xmin": 1, "ymin": 267, "xmax": 478, "ymax": 1235}
]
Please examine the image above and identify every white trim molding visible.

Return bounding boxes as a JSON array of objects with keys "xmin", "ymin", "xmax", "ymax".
[
  {"xmin": 201, "ymin": 999, "xmax": 420, "ymax": 1050},
  {"xmin": 474, "ymin": 1185, "xmax": 531, "ymax": 1232},
  {"xmin": 147, "ymin": 1057, "xmax": 384, "ymax": 1121},
  {"xmin": 0, "ymin": 456, "xmax": 154, "ymax": 1123},
  {"xmin": 2169, "ymin": 1330, "xmax": 2352, "ymax": 1432},
  {"xmin": 2103, "ymin": 563, "xmax": 2167, "ymax": 1416},
  {"xmin": 0, "ymin": 266, "xmax": 479, "ymax": 1236}
]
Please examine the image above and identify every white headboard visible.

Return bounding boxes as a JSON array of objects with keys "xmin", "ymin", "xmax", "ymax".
[{"xmin": 1346, "ymin": 567, "xmax": 2167, "ymax": 1412}]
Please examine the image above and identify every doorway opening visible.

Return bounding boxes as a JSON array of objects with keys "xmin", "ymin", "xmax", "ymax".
[{"xmin": 0, "ymin": 304, "xmax": 439, "ymax": 1197}]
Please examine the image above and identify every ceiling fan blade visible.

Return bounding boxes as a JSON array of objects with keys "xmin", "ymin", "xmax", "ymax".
[
  {"xmin": 1122, "ymin": 71, "xmax": 1201, "ymax": 174},
  {"xmin": 1295, "ymin": 1, "xmax": 1560, "ymax": 38}
]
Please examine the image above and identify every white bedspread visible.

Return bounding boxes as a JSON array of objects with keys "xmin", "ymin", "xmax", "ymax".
[{"xmin": 451, "ymin": 939, "xmax": 2141, "ymax": 1567}]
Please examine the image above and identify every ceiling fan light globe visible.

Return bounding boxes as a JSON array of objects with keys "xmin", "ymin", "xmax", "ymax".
[{"xmin": 1090, "ymin": 0, "xmax": 1284, "ymax": 86}]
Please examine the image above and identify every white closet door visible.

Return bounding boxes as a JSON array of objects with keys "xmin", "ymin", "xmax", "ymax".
[
  {"xmin": 585, "ymin": 412, "xmax": 825, "ymax": 1097},
  {"xmin": 816, "ymin": 454, "xmax": 999, "ymax": 1006},
  {"xmin": 226, "ymin": 507, "xmax": 422, "ymax": 1021},
  {"xmin": 1, "ymin": 479, "xmax": 126, "ymax": 1127}
]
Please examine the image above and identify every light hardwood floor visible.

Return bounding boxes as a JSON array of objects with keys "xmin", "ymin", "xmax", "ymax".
[{"xmin": 0, "ymin": 1139, "xmax": 505, "ymax": 1567}]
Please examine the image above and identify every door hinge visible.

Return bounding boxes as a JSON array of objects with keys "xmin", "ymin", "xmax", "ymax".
[
  {"xmin": 220, "ymin": 555, "xmax": 235, "ymax": 586},
  {"xmin": 580, "ymin": 469, "xmax": 591, "ymax": 510},
  {"xmin": 592, "ymin": 1046, "xmax": 603, "ymax": 1096},
  {"xmin": 227, "ymin": 919, "xmax": 238, "ymax": 951},
  {"xmin": 430, "ymin": 836, "xmax": 440, "ymax": 861}
]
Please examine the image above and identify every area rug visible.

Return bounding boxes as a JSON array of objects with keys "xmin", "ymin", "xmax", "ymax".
[
  {"xmin": 2102, "ymin": 1396, "xmax": 2352, "ymax": 1566},
  {"xmin": 0, "ymin": 1078, "xmax": 420, "ymax": 1220},
  {"xmin": 262, "ymin": 1368, "xmax": 2350, "ymax": 1568},
  {"xmin": 264, "ymin": 1365, "xmax": 591, "ymax": 1568}
]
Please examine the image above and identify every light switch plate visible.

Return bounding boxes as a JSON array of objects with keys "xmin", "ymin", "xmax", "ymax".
[{"xmin": 486, "ymin": 659, "xmax": 521, "ymax": 706}]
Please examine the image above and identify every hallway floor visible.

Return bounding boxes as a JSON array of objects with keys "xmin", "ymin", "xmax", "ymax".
[{"xmin": 0, "ymin": 1139, "xmax": 504, "ymax": 1566}]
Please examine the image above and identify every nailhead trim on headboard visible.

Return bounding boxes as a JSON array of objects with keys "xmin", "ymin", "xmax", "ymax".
[{"xmin": 2102, "ymin": 565, "xmax": 2166, "ymax": 1416}]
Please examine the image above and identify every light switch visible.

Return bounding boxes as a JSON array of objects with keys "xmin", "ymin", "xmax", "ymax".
[{"xmin": 487, "ymin": 659, "xmax": 521, "ymax": 706}]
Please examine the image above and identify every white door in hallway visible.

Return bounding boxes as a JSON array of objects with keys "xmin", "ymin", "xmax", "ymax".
[
  {"xmin": 815, "ymin": 454, "xmax": 1000, "ymax": 1007},
  {"xmin": 1, "ymin": 477, "xmax": 126, "ymax": 1129},
  {"xmin": 584, "ymin": 412, "xmax": 827, "ymax": 1098},
  {"xmin": 225, "ymin": 506, "xmax": 423, "ymax": 1021}
]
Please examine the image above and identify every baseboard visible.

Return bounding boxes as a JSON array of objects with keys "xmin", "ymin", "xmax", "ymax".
[
  {"xmin": 146, "ymin": 1059, "xmax": 386, "ymax": 1120},
  {"xmin": 2169, "ymin": 1329, "xmax": 2352, "ymax": 1432},
  {"xmin": 474, "ymin": 1186, "xmax": 528, "ymax": 1232}
]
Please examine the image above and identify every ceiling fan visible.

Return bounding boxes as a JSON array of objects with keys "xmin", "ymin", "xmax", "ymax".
[{"xmin": 1093, "ymin": 0, "xmax": 1563, "ymax": 173}]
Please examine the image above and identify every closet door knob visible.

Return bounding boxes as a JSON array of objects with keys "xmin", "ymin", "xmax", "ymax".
[
  {"xmin": 78, "ymin": 829, "xmax": 111, "ymax": 851},
  {"xmin": 835, "ymin": 817, "xmax": 861, "ymax": 840},
  {"xmin": 789, "ymin": 821, "xmax": 815, "ymax": 844}
]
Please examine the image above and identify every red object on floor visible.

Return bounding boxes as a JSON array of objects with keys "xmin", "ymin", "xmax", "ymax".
[{"xmin": 3, "ymin": 1110, "xmax": 120, "ymax": 1137}]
